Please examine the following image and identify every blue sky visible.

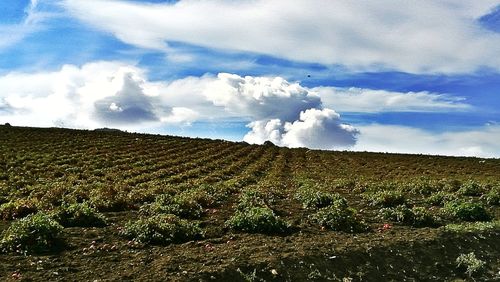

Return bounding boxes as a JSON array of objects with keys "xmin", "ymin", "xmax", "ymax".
[{"xmin": 1, "ymin": 0, "xmax": 500, "ymax": 157}]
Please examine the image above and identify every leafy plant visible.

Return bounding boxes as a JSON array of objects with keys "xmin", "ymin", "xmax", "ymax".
[
  {"xmin": 226, "ymin": 206, "xmax": 290, "ymax": 234},
  {"xmin": 456, "ymin": 252, "xmax": 485, "ymax": 277},
  {"xmin": 295, "ymin": 186, "xmax": 347, "ymax": 210},
  {"xmin": 425, "ymin": 191, "xmax": 457, "ymax": 206},
  {"xmin": 120, "ymin": 214, "xmax": 203, "ymax": 245},
  {"xmin": 140, "ymin": 193, "xmax": 204, "ymax": 219},
  {"xmin": 445, "ymin": 220, "xmax": 500, "ymax": 233},
  {"xmin": 380, "ymin": 206, "xmax": 440, "ymax": 227},
  {"xmin": 407, "ymin": 179, "xmax": 440, "ymax": 195},
  {"xmin": 310, "ymin": 203, "xmax": 368, "ymax": 233},
  {"xmin": 0, "ymin": 212, "xmax": 63, "ymax": 254},
  {"xmin": 365, "ymin": 190, "xmax": 406, "ymax": 207},
  {"xmin": 51, "ymin": 202, "xmax": 107, "ymax": 227},
  {"xmin": 482, "ymin": 185, "xmax": 500, "ymax": 205},
  {"xmin": 457, "ymin": 180, "xmax": 483, "ymax": 196},
  {"xmin": 444, "ymin": 201, "xmax": 492, "ymax": 222},
  {"xmin": 0, "ymin": 198, "xmax": 39, "ymax": 220},
  {"xmin": 237, "ymin": 189, "xmax": 270, "ymax": 210}
]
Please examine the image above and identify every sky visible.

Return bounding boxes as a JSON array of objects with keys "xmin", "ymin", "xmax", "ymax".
[{"xmin": 0, "ymin": 0, "xmax": 499, "ymax": 158}]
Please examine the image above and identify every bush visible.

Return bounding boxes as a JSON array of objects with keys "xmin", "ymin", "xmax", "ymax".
[
  {"xmin": 380, "ymin": 206, "xmax": 440, "ymax": 227},
  {"xmin": 366, "ymin": 190, "xmax": 406, "ymax": 207},
  {"xmin": 310, "ymin": 204, "xmax": 368, "ymax": 233},
  {"xmin": 407, "ymin": 179, "xmax": 440, "ymax": 196},
  {"xmin": 440, "ymin": 179, "xmax": 462, "ymax": 192},
  {"xmin": 411, "ymin": 207, "xmax": 441, "ymax": 228},
  {"xmin": 0, "ymin": 198, "xmax": 38, "ymax": 220},
  {"xmin": 456, "ymin": 252, "xmax": 485, "ymax": 277},
  {"xmin": 482, "ymin": 186, "xmax": 499, "ymax": 206},
  {"xmin": 225, "ymin": 206, "xmax": 289, "ymax": 234},
  {"xmin": 295, "ymin": 186, "xmax": 347, "ymax": 210},
  {"xmin": 120, "ymin": 214, "xmax": 203, "ymax": 245},
  {"xmin": 425, "ymin": 192, "xmax": 458, "ymax": 206},
  {"xmin": 184, "ymin": 185, "xmax": 229, "ymax": 208},
  {"xmin": 51, "ymin": 202, "xmax": 106, "ymax": 227},
  {"xmin": 237, "ymin": 189, "xmax": 270, "ymax": 210},
  {"xmin": 140, "ymin": 193, "xmax": 204, "ymax": 219},
  {"xmin": 457, "ymin": 180, "xmax": 483, "ymax": 196},
  {"xmin": 444, "ymin": 201, "xmax": 492, "ymax": 222},
  {"xmin": 0, "ymin": 213, "xmax": 63, "ymax": 254},
  {"xmin": 445, "ymin": 220, "xmax": 500, "ymax": 233}
]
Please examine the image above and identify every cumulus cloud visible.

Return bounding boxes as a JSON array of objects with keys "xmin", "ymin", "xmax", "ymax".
[
  {"xmin": 244, "ymin": 109, "xmax": 359, "ymax": 150},
  {"xmin": 315, "ymin": 87, "xmax": 471, "ymax": 113},
  {"xmin": 352, "ymin": 124, "xmax": 500, "ymax": 158},
  {"xmin": 204, "ymin": 73, "xmax": 320, "ymax": 121},
  {"xmin": 62, "ymin": 0, "xmax": 500, "ymax": 73},
  {"xmin": 93, "ymin": 73, "xmax": 159, "ymax": 125},
  {"xmin": 5, "ymin": 60, "xmax": 495, "ymax": 156},
  {"xmin": 243, "ymin": 119, "xmax": 284, "ymax": 145},
  {"xmin": 0, "ymin": 61, "xmax": 193, "ymax": 129},
  {"xmin": 160, "ymin": 107, "xmax": 199, "ymax": 125}
]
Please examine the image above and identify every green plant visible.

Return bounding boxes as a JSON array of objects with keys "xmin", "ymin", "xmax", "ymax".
[
  {"xmin": 140, "ymin": 193, "xmax": 204, "ymax": 219},
  {"xmin": 225, "ymin": 206, "xmax": 289, "ymax": 234},
  {"xmin": 445, "ymin": 220, "xmax": 500, "ymax": 233},
  {"xmin": 237, "ymin": 189, "xmax": 269, "ymax": 210},
  {"xmin": 365, "ymin": 190, "xmax": 406, "ymax": 207},
  {"xmin": 295, "ymin": 186, "xmax": 347, "ymax": 210},
  {"xmin": 457, "ymin": 180, "xmax": 483, "ymax": 196},
  {"xmin": 310, "ymin": 203, "xmax": 368, "ymax": 233},
  {"xmin": 456, "ymin": 252, "xmax": 485, "ymax": 277},
  {"xmin": 482, "ymin": 185, "xmax": 500, "ymax": 205},
  {"xmin": 425, "ymin": 191, "xmax": 457, "ymax": 206},
  {"xmin": 51, "ymin": 202, "xmax": 106, "ymax": 227},
  {"xmin": 0, "ymin": 212, "xmax": 63, "ymax": 254},
  {"xmin": 0, "ymin": 198, "xmax": 38, "ymax": 220},
  {"xmin": 440, "ymin": 179, "xmax": 462, "ymax": 192},
  {"xmin": 444, "ymin": 201, "xmax": 492, "ymax": 222},
  {"xmin": 380, "ymin": 206, "xmax": 440, "ymax": 227},
  {"xmin": 407, "ymin": 179, "xmax": 440, "ymax": 195},
  {"xmin": 411, "ymin": 207, "xmax": 440, "ymax": 227},
  {"xmin": 120, "ymin": 214, "xmax": 203, "ymax": 245}
]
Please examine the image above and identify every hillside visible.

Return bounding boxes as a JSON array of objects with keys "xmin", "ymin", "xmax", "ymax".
[{"xmin": 0, "ymin": 125, "xmax": 499, "ymax": 281}]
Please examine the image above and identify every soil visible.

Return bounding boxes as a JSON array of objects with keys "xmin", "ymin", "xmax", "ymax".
[{"xmin": 0, "ymin": 125, "xmax": 499, "ymax": 281}]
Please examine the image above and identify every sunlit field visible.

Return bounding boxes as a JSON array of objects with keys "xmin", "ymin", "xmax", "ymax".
[{"xmin": 0, "ymin": 125, "xmax": 498, "ymax": 281}]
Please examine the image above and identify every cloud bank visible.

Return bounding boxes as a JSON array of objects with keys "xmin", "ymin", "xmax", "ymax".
[
  {"xmin": 244, "ymin": 109, "xmax": 359, "ymax": 149},
  {"xmin": 353, "ymin": 124, "xmax": 500, "ymax": 158},
  {"xmin": 316, "ymin": 87, "xmax": 470, "ymax": 113},
  {"xmin": 62, "ymin": 0, "xmax": 500, "ymax": 73},
  {"xmin": 2, "ymin": 60, "xmax": 498, "ymax": 157},
  {"xmin": 0, "ymin": 61, "xmax": 359, "ymax": 149}
]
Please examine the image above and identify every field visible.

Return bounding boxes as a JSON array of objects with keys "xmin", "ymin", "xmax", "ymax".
[{"xmin": 0, "ymin": 125, "xmax": 499, "ymax": 281}]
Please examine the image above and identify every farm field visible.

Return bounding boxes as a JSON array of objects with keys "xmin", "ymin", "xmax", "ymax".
[{"xmin": 0, "ymin": 125, "xmax": 499, "ymax": 281}]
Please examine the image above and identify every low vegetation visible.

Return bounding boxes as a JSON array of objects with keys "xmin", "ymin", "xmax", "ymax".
[
  {"xmin": 456, "ymin": 252, "xmax": 486, "ymax": 277},
  {"xmin": 0, "ymin": 125, "xmax": 498, "ymax": 281},
  {"xmin": 120, "ymin": 214, "xmax": 203, "ymax": 245},
  {"xmin": 0, "ymin": 212, "xmax": 63, "ymax": 254}
]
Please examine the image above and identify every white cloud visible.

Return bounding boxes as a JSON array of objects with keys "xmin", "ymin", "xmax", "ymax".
[
  {"xmin": 3, "ymin": 60, "xmax": 497, "ymax": 157},
  {"xmin": 353, "ymin": 124, "xmax": 500, "ymax": 158},
  {"xmin": 0, "ymin": 0, "xmax": 53, "ymax": 50},
  {"xmin": 282, "ymin": 108, "xmax": 359, "ymax": 148},
  {"xmin": 0, "ymin": 61, "xmax": 186, "ymax": 129},
  {"xmin": 315, "ymin": 87, "xmax": 470, "ymax": 113},
  {"xmin": 243, "ymin": 119, "xmax": 284, "ymax": 145},
  {"xmin": 62, "ymin": 0, "xmax": 500, "ymax": 73},
  {"xmin": 243, "ymin": 108, "xmax": 359, "ymax": 150},
  {"xmin": 160, "ymin": 107, "xmax": 199, "ymax": 125},
  {"xmin": 204, "ymin": 73, "xmax": 320, "ymax": 121}
]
